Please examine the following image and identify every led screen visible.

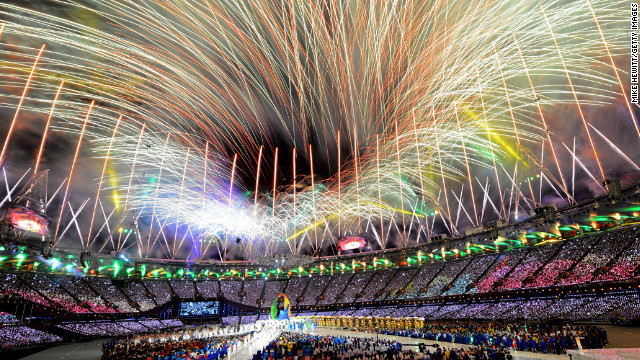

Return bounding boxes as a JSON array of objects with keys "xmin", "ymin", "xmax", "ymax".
[
  {"xmin": 6, "ymin": 206, "xmax": 49, "ymax": 235},
  {"xmin": 338, "ymin": 235, "xmax": 366, "ymax": 251},
  {"xmin": 178, "ymin": 301, "xmax": 220, "ymax": 317}
]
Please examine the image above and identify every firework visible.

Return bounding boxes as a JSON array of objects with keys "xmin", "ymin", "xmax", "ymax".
[{"xmin": 0, "ymin": 0, "xmax": 633, "ymax": 261}]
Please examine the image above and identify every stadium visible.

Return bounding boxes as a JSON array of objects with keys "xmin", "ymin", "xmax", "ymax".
[{"xmin": 0, "ymin": 0, "xmax": 638, "ymax": 359}]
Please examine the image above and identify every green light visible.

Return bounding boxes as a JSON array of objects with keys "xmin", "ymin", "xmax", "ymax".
[
  {"xmin": 51, "ymin": 258, "xmax": 61, "ymax": 270},
  {"xmin": 16, "ymin": 253, "xmax": 26, "ymax": 267},
  {"xmin": 113, "ymin": 261, "xmax": 121, "ymax": 276}
]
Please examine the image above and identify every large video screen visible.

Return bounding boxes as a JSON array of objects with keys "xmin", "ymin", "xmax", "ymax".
[
  {"xmin": 178, "ymin": 301, "xmax": 220, "ymax": 317},
  {"xmin": 6, "ymin": 206, "xmax": 49, "ymax": 235},
  {"xmin": 338, "ymin": 235, "xmax": 366, "ymax": 251}
]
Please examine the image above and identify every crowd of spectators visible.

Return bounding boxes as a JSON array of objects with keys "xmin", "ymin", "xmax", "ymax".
[
  {"xmin": 381, "ymin": 269, "xmax": 418, "ymax": 300},
  {"xmin": 294, "ymin": 311, "xmax": 319, "ymax": 317},
  {"xmin": 57, "ymin": 319, "xmax": 183, "ymax": 337},
  {"xmin": 285, "ymin": 277, "xmax": 309, "ymax": 306},
  {"xmin": 319, "ymin": 274, "xmax": 352, "ymax": 305},
  {"xmin": 357, "ymin": 293, "xmax": 640, "ymax": 321},
  {"xmin": 243, "ymin": 280, "xmax": 266, "ymax": 306},
  {"xmin": 170, "ymin": 281, "xmax": 197, "ymax": 299},
  {"xmin": 361, "ymin": 270, "xmax": 394, "ymax": 302},
  {"xmin": 20, "ymin": 273, "xmax": 90, "ymax": 313},
  {"xmin": 220, "ymin": 281, "xmax": 242, "ymax": 303},
  {"xmin": 0, "ymin": 311, "xmax": 19, "ymax": 324},
  {"xmin": 449, "ymin": 303, "xmax": 494, "ymax": 319},
  {"xmin": 595, "ymin": 234, "xmax": 640, "ymax": 282},
  {"xmin": 350, "ymin": 309, "xmax": 370, "ymax": 317},
  {"xmin": 498, "ymin": 246, "xmax": 557, "ymax": 291},
  {"xmin": 412, "ymin": 305, "xmax": 442, "ymax": 318},
  {"xmin": 253, "ymin": 332, "xmax": 404, "ymax": 360},
  {"xmin": 222, "ymin": 316, "xmax": 240, "ymax": 326},
  {"xmin": 102, "ymin": 325, "xmax": 249, "ymax": 360},
  {"xmin": 402, "ymin": 263, "xmax": 445, "ymax": 299},
  {"xmin": 527, "ymin": 236, "xmax": 595, "ymax": 288},
  {"xmin": 58, "ymin": 276, "xmax": 117, "ymax": 313},
  {"xmin": 341, "ymin": 272, "xmax": 373, "ymax": 303},
  {"xmin": 424, "ymin": 260, "xmax": 470, "ymax": 297},
  {"xmin": 472, "ymin": 252, "xmax": 527, "ymax": 293},
  {"xmin": 443, "ymin": 256, "xmax": 497, "ymax": 296},
  {"xmin": 376, "ymin": 321, "xmax": 608, "ymax": 353},
  {"xmin": 122, "ymin": 282, "xmax": 157, "ymax": 311},
  {"xmin": 196, "ymin": 281, "xmax": 219, "ymax": 299},
  {"xmin": 263, "ymin": 280, "xmax": 287, "ymax": 305},
  {"xmin": 146, "ymin": 280, "xmax": 173, "ymax": 305},
  {"xmin": 0, "ymin": 273, "xmax": 51, "ymax": 306},
  {"xmin": 241, "ymin": 314, "xmax": 259, "ymax": 324},
  {"xmin": 86, "ymin": 277, "xmax": 137, "ymax": 312},
  {"xmin": 300, "ymin": 276, "xmax": 330, "ymax": 305},
  {"xmin": 0, "ymin": 325, "xmax": 61, "ymax": 348},
  {"xmin": 2, "ymin": 225, "xmax": 640, "ymax": 320},
  {"xmin": 559, "ymin": 229, "xmax": 636, "ymax": 286}
]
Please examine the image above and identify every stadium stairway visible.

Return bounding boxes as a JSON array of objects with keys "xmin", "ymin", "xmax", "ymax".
[
  {"xmin": 393, "ymin": 267, "xmax": 421, "ymax": 300},
  {"xmin": 139, "ymin": 280, "xmax": 160, "ymax": 307},
  {"xmin": 594, "ymin": 228, "xmax": 640, "ymax": 279},
  {"xmin": 523, "ymin": 239, "xmax": 569, "ymax": 287},
  {"xmin": 464, "ymin": 254, "xmax": 500, "ymax": 293},
  {"xmin": 257, "ymin": 280, "xmax": 267, "ymax": 307},
  {"xmin": 379, "ymin": 268, "xmax": 417, "ymax": 300},
  {"xmin": 417, "ymin": 261, "xmax": 446, "ymax": 297},
  {"xmin": 555, "ymin": 233, "xmax": 606, "ymax": 285},
  {"xmin": 329, "ymin": 272, "xmax": 355, "ymax": 304},
  {"xmin": 491, "ymin": 247, "xmax": 533, "ymax": 291},
  {"xmin": 439, "ymin": 258, "xmax": 473, "ymax": 296}
]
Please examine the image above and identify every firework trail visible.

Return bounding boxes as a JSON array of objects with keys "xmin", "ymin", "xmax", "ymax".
[{"xmin": 0, "ymin": 0, "xmax": 632, "ymax": 260}]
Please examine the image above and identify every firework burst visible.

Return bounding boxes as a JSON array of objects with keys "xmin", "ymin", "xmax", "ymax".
[{"xmin": 0, "ymin": 0, "xmax": 633, "ymax": 260}]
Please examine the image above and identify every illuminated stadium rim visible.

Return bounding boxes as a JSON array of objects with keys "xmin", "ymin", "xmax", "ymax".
[
  {"xmin": 1, "ymin": 218, "xmax": 638, "ymax": 281},
  {"xmin": 2, "ymin": 180, "xmax": 639, "ymax": 280}
]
